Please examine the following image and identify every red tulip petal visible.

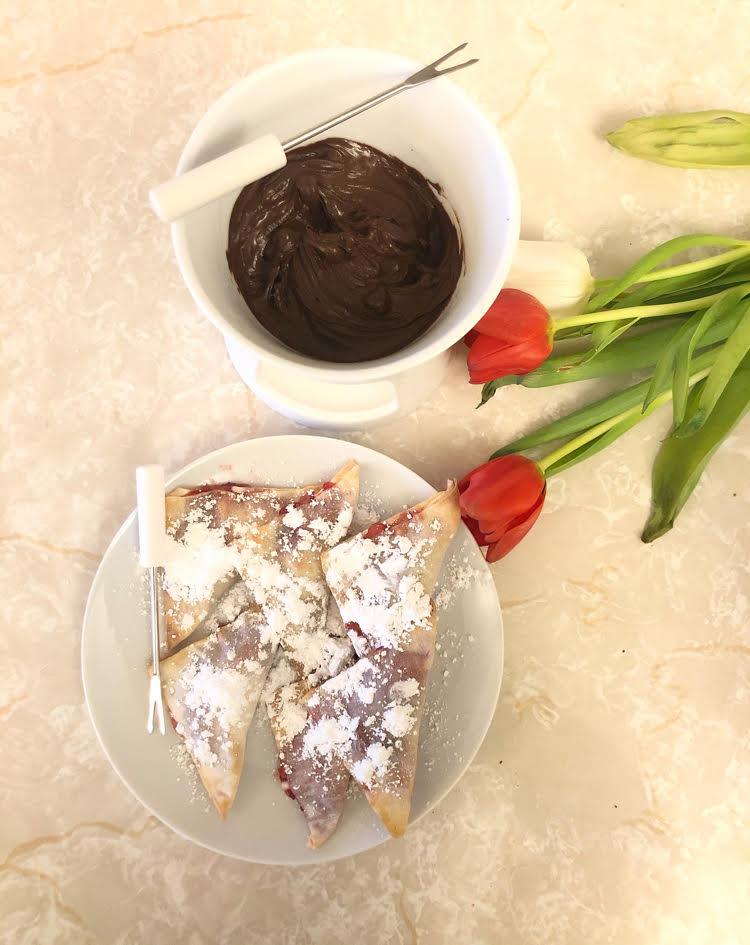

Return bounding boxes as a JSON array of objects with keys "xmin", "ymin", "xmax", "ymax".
[
  {"xmin": 459, "ymin": 456, "xmax": 545, "ymax": 533},
  {"xmin": 485, "ymin": 487, "xmax": 546, "ymax": 562},
  {"xmin": 464, "ymin": 329, "xmax": 480, "ymax": 347},
  {"xmin": 460, "ymin": 512, "xmax": 489, "ymax": 547},
  {"xmin": 459, "ymin": 454, "xmax": 537, "ymax": 488},
  {"xmin": 482, "ymin": 490, "xmax": 543, "ymax": 543},
  {"xmin": 471, "ymin": 289, "xmax": 551, "ymax": 344},
  {"xmin": 467, "ymin": 333, "xmax": 551, "ymax": 382}
]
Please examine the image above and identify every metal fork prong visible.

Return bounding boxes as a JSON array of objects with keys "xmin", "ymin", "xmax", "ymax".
[
  {"xmin": 154, "ymin": 686, "xmax": 165, "ymax": 735},
  {"xmin": 404, "ymin": 45, "xmax": 476, "ymax": 86},
  {"xmin": 433, "ymin": 58, "xmax": 479, "ymax": 78},
  {"xmin": 281, "ymin": 44, "xmax": 478, "ymax": 151},
  {"xmin": 427, "ymin": 42, "xmax": 469, "ymax": 69},
  {"xmin": 147, "ymin": 674, "xmax": 165, "ymax": 735}
]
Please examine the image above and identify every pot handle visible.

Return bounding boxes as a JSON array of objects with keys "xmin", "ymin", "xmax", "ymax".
[{"xmin": 231, "ymin": 347, "xmax": 400, "ymax": 427}]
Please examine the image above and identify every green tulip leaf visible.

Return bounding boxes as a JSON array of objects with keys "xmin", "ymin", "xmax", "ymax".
[
  {"xmin": 674, "ymin": 299, "xmax": 750, "ymax": 436},
  {"xmin": 541, "ymin": 411, "xmax": 647, "ymax": 477},
  {"xmin": 576, "ymin": 317, "xmax": 642, "ymax": 365},
  {"xmin": 642, "ymin": 354, "xmax": 750, "ymax": 542},
  {"xmin": 586, "ymin": 234, "xmax": 747, "ymax": 312},
  {"xmin": 479, "ymin": 377, "xmax": 516, "ymax": 406},
  {"xmin": 641, "ymin": 313, "xmax": 698, "ymax": 414},
  {"xmin": 490, "ymin": 347, "xmax": 719, "ymax": 457},
  {"xmin": 511, "ymin": 316, "xmax": 733, "ymax": 390}
]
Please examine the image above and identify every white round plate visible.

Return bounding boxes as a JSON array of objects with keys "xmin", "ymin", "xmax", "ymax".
[{"xmin": 82, "ymin": 436, "xmax": 503, "ymax": 864}]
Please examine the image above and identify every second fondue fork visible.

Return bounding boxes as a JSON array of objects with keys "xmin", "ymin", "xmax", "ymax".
[{"xmin": 150, "ymin": 44, "xmax": 478, "ymax": 223}]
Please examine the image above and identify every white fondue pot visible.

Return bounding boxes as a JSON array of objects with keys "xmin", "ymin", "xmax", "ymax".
[{"xmin": 171, "ymin": 48, "xmax": 520, "ymax": 429}]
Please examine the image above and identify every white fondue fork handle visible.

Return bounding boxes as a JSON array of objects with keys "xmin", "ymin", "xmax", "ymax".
[{"xmin": 149, "ymin": 134, "xmax": 287, "ymax": 223}]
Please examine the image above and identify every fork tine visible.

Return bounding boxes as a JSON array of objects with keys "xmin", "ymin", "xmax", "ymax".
[
  {"xmin": 427, "ymin": 42, "xmax": 469, "ymax": 69},
  {"xmin": 155, "ymin": 691, "xmax": 166, "ymax": 735},
  {"xmin": 434, "ymin": 58, "xmax": 479, "ymax": 77},
  {"xmin": 147, "ymin": 674, "xmax": 165, "ymax": 734},
  {"xmin": 404, "ymin": 45, "xmax": 476, "ymax": 87}
]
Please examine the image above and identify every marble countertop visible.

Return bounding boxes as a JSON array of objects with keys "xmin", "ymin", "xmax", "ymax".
[{"xmin": 1, "ymin": 1, "xmax": 748, "ymax": 942}]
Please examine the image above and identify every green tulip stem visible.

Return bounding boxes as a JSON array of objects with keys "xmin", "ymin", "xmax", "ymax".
[
  {"xmin": 628, "ymin": 244, "xmax": 750, "ymax": 283},
  {"xmin": 594, "ymin": 243, "xmax": 750, "ymax": 290},
  {"xmin": 536, "ymin": 367, "xmax": 712, "ymax": 476},
  {"xmin": 552, "ymin": 286, "xmax": 750, "ymax": 332}
]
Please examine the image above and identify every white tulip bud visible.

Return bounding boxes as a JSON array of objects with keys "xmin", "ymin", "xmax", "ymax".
[{"xmin": 506, "ymin": 240, "xmax": 593, "ymax": 317}]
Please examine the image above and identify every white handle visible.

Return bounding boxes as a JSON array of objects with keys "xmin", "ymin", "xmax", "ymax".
[
  {"xmin": 223, "ymin": 338, "xmax": 401, "ymax": 429},
  {"xmin": 136, "ymin": 465, "xmax": 166, "ymax": 567},
  {"xmin": 256, "ymin": 361, "xmax": 401, "ymax": 426},
  {"xmin": 149, "ymin": 134, "xmax": 287, "ymax": 223}
]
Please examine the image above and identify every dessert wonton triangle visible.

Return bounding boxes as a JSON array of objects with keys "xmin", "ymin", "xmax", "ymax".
[
  {"xmin": 233, "ymin": 461, "xmax": 359, "ymax": 679},
  {"xmin": 160, "ymin": 607, "xmax": 275, "ymax": 819},
  {"xmin": 321, "ymin": 482, "xmax": 460, "ymax": 654},
  {"xmin": 304, "ymin": 611, "xmax": 437, "ymax": 838},
  {"xmin": 267, "ymin": 678, "xmax": 351, "ymax": 848},
  {"xmin": 162, "ymin": 484, "xmax": 311, "ymax": 651}
]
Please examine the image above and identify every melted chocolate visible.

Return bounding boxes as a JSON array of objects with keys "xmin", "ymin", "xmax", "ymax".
[{"xmin": 226, "ymin": 138, "xmax": 462, "ymax": 363}]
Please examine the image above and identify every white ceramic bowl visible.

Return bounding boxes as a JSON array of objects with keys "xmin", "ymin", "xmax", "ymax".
[{"xmin": 171, "ymin": 47, "xmax": 520, "ymax": 386}]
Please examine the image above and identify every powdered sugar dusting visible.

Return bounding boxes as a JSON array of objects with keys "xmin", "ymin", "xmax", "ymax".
[
  {"xmin": 261, "ymin": 653, "xmax": 300, "ymax": 706},
  {"xmin": 390, "ymin": 678, "xmax": 420, "ymax": 700},
  {"xmin": 235, "ymin": 546, "xmax": 325, "ymax": 646},
  {"xmin": 302, "ymin": 649, "xmax": 427, "ymax": 791},
  {"xmin": 324, "ymin": 532, "xmax": 435, "ymax": 650},
  {"xmin": 303, "ymin": 711, "xmax": 359, "ymax": 762},
  {"xmin": 169, "ymin": 646, "xmax": 268, "ymax": 768},
  {"xmin": 269, "ymin": 683, "xmax": 310, "ymax": 747},
  {"xmin": 350, "ymin": 742, "xmax": 394, "ymax": 788},
  {"xmin": 201, "ymin": 580, "xmax": 253, "ymax": 634},
  {"xmin": 169, "ymin": 743, "xmax": 213, "ymax": 812},
  {"xmin": 382, "ymin": 701, "xmax": 416, "ymax": 738},
  {"xmin": 349, "ymin": 502, "xmax": 382, "ymax": 534},
  {"xmin": 162, "ymin": 488, "xmax": 290, "ymax": 608},
  {"xmin": 281, "ymin": 506, "xmax": 305, "ymax": 530},
  {"xmin": 161, "ymin": 606, "xmax": 278, "ymax": 795},
  {"xmin": 163, "ymin": 514, "xmax": 235, "ymax": 606},
  {"xmin": 434, "ymin": 552, "xmax": 484, "ymax": 611},
  {"xmin": 234, "ymin": 485, "xmax": 355, "ymax": 678}
]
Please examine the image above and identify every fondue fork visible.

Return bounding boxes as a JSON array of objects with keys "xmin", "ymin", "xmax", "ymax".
[
  {"xmin": 150, "ymin": 44, "xmax": 478, "ymax": 223},
  {"xmin": 136, "ymin": 464, "xmax": 167, "ymax": 735}
]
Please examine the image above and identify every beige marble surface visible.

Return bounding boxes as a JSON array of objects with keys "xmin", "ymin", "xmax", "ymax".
[{"xmin": 2, "ymin": 1, "xmax": 749, "ymax": 942}]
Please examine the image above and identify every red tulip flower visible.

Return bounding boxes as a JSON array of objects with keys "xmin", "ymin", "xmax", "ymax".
[
  {"xmin": 465, "ymin": 288, "xmax": 553, "ymax": 384},
  {"xmin": 458, "ymin": 455, "xmax": 546, "ymax": 562}
]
